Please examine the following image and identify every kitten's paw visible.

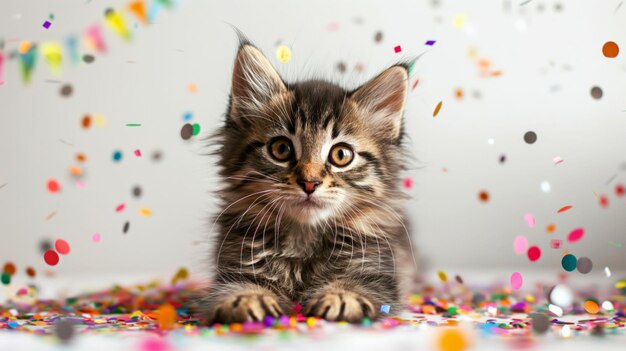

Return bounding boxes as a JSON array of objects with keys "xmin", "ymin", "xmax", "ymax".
[
  {"xmin": 304, "ymin": 291, "xmax": 375, "ymax": 322},
  {"xmin": 208, "ymin": 292, "xmax": 283, "ymax": 324}
]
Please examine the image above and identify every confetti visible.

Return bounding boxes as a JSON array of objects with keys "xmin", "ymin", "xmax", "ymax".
[
  {"xmin": 1, "ymin": 272, "xmax": 10, "ymax": 285},
  {"xmin": 132, "ymin": 185, "xmax": 142, "ymax": 198},
  {"xmin": 3, "ymin": 262, "xmax": 16, "ymax": 275},
  {"xmin": 374, "ymin": 31, "xmax": 383, "ymax": 43},
  {"xmin": 478, "ymin": 190, "xmax": 489, "ymax": 202},
  {"xmin": 187, "ymin": 83, "xmax": 198, "ymax": 93},
  {"xmin": 123, "ymin": 221, "xmax": 130, "ymax": 234},
  {"xmin": 112, "ymin": 150, "xmax": 123, "ymax": 162},
  {"xmin": 550, "ymin": 239, "xmax": 563, "ymax": 249},
  {"xmin": 425, "ymin": 40, "xmax": 436, "ymax": 46},
  {"xmin": 590, "ymin": 86, "xmax": 603, "ymax": 99},
  {"xmin": 584, "ymin": 300, "xmax": 599, "ymax": 314},
  {"xmin": 403, "ymin": 177, "xmax": 413, "ymax": 190},
  {"xmin": 25, "ymin": 266, "xmax": 36, "ymax": 278},
  {"xmin": 55, "ymin": 239, "xmax": 71, "ymax": 255},
  {"xmin": 452, "ymin": 14, "xmax": 467, "ymax": 28},
  {"xmin": 182, "ymin": 112, "xmax": 193, "ymax": 121},
  {"xmin": 602, "ymin": 41, "xmax": 619, "ymax": 58},
  {"xmin": 561, "ymin": 254, "xmax": 577, "ymax": 272},
  {"xmin": 433, "ymin": 101, "xmax": 443, "ymax": 117},
  {"xmin": 513, "ymin": 235, "xmax": 528, "ymax": 255},
  {"xmin": 599, "ymin": 194, "xmax": 609, "ymax": 208},
  {"xmin": 134, "ymin": 149, "xmax": 142, "ymax": 157},
  {"xmin": 553, "ymin": 157, "xmax": 564, "ymax": 165},
  {"xmin": 510, "ymin": 272, "xmax": 523, "ymax": 290},
  {"xmin": 41, "ymin": 42, "xmax": 63, "ymax": 75},
  {"xmin": 180, "ymin": 123, "xmax": 193, "ymax": 140},
  {"xmin": 437, "ymin": 271, "xmax": 448, "ymax": 282},
  {"xmin": 68, "ymin": 166, "xmax": 83, "ymax": 177},
  {"xmin": 527, "ymin": 246, "xmax": 541, "ymax": 262},
  {"xmin": 557, "ymin": 205, "xmax": 572, "ymax": 213},
  {"xmin": 546, "ymin": 224, "xmax": 556, "ymax": 233},
  {"xmin": 393, "ymin": 45, "xmax": 402, "ymax": 53},
  {"xmin": 126, "ymin": 123, "xmax": 142, "ymax": 127},
  {"xmin": 43, "ymin": 20, "xmax": 51, "ymax": 29},
  {"xmin": 84, "ymin": 25, "xmax": 107, "ymax": 53},
  {"xmin": 380, "ymin": 304, "xmax": 391, "ymax": 314},
  {"xmin": 53, "ymin": 319, "xmax": 75, "ymax": 343},
  {"xmin": 576, "ymin": 257, "xmax": 593, "ymax": 274},
  {"xmin": 44, "ymin": 250, "xmax": 60, "ymax": 266},
  {"xmin": 0, "ymin": 52, "xmax": 5, "ymax": 85},
  {"xmin": 92, "ymin": 233, "xmax": 101, "ymax": 243},
  {"xmin": 549, "ymin": 284, "xmax": 573, "ymax": 307},
  {"xmin": 523, "ymin": 213, "xmax": 535, "ymax": 228},
  {"xmin": 523, "ymin": 131, "xmax": 537, "ymax": 144},
  {"xmin": 604, "ymin": 266, "xmax": 611, "ymax": 277},
  {"xmin": 276, "ymin": 46, "xmax": 292, "ymax": 63},
  {"xmin": 567, "ymin": 228, "xmax": 584, "ymax": 243},
  {"xmin": 82, "ymin": 115, "xmax": 91, "ymax": 129},
  {"xmin": 437, "ymin": 327, "xmax": 467, "ymax": 351},
  {"xmin": 192, "ymin": 123, "xmax": 201, "ymax": 136},
  {"xmin": 540, "ymin": 181, "xmax": 551, "ymax": 193},
  {"xmin": 60, "ymin": 84, "xmax": 73, "ymax": 97},
  {"xmin": 116, "ymin": 203, "xmax": 126, "ymax": 212},
  {"xmin": 82, "ymin": 54, "xmax": 95, "ymax": 63},
  {"xmin": 47, "ymin": 179, "xmax": 60, "ymax": 193},
  {"xmin": 157, "ymin": 304, "xmax": 177, "ymax": 330},
  {"xmin": 454, "ymin": 275, "xmax": 463, "ymax": 284},
  {"xmin": 499, "ymin": 154, "xmax": 506, "ymax": 164},
  {"xmin": 128, "ymin": 0, "xmax": 149, "ymax": 24},
  {"xmin": 104, "ymin": 8, "xmax": 132, "ymax": 40},
  {"xmin": 139, "ymin": 208, "xmax": 152, "ymax": 216},
  {"xmin": 616, "ymin": 183, "xmax": 625, "ymax": 197},
  {"xmin": 531, "ymin": 313, "xmax": 550, "ymax": 333}
]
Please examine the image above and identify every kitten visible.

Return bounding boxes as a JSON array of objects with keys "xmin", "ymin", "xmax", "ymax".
[{"xmin": 202, "ymin": 38, "xmax": 417, "ymax": 324}]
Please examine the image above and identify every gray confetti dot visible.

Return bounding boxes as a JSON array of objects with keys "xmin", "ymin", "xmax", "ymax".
[
  {"xmin": 82, "ymin": 54, "xmax": 95, "ymax": 63},
  {"xmin": 374, "ymin": 31, "xmax": 383, "ymax": 43},
  {"xmin": 524, "ymin": 131, "xmax": 537, "ymax": 144},
  {"xmin": 531, "ymin": 313, "xmax": 551, "ymax": 334},
  {"xmin": 577, "ymin": 257, "xmax": 593, "ymax": 274},
  {"xmin": 60, "ymin": 84, "xmax": 73, "ymax": 97},
  {"xmin": 591, "ymin": 86, "xmax": 603, "ymax": 100},
  {"xmin": 132, "ymin": 185, "xmax": 142, "ymax": 198},
  {"xmin": 54, "ymin": 319, "xmax": 75, "ymax": 343},
  {"xmin": 180, "ymin": 123, "xmax": 193, "ymax": 140}
]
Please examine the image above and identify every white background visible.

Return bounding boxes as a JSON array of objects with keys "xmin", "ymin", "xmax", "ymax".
[{"xmin": 0, "ymin": 0, "xmax": 625, "ymax": 288}]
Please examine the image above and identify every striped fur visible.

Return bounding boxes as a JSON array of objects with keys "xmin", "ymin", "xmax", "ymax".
[{"xmin": 200, "ymin": 41, "xmax": 417, "ymax": 324}]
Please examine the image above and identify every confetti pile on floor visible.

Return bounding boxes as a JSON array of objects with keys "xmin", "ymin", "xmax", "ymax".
[{"xmin": 1, "ymin": 272, "xmax": 624, "ymax": 348}]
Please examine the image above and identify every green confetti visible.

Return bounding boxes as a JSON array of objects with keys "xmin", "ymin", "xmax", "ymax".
[{"xmin": 126, "ymin": 123, "xmax": 142, "ymax": 127}]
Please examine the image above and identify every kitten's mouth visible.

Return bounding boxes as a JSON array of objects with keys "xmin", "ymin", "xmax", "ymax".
[{"xmin": 298, "ymin": 196, "xmax": 324, "ymax": 208}]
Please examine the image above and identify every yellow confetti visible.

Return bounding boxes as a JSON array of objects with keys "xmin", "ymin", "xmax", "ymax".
[
  {"xmin": 93, "ymin": 114, "xmax": 107, "ymax": 127},
  {"xmin": 104, "ymin": 9, "xmax": 132, "ymax": 40},
  {"xmin": 437, "ymin": 270, "xmax": 448, "ymax": 282},
  {"xmin": 433, "ymin": 101, "xmax": 443, "ymax": 117},
  {"xmin": 276, "ymin": 45, "xmax": 292, "ymax": 63},
  {"xmin": 139, "ymin": 207, "xmax": 152, "ymax": 217},
  {"xmin": 171, "ymin": 267, "xmax": 189, "ymax": 284},
  {"xmin": 41, "ymin": 42, "xmax": 63, "ymax": 75},
  {"xmin": 616, "ymin": 281, "xmax": 626, "ymax": 289},
  {"xmin": 452, "ymin": 14, "xmax": 467, "ymax": 29}
]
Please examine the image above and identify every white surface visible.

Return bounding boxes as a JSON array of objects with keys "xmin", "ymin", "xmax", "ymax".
[{"xmin": 0, "ymin": 0, "xmax": 625, "ymax": 281}]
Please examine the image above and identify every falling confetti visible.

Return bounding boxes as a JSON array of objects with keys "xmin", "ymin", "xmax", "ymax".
[
  {"xmin": 139, "ymin": 208, "xmax": 152, "ymax": 216},
  {"xmin": 540, "ymin": 181, "xmax": 551, "ymax": 193},
  {"xmin": 3, "ymin": 262, "xmax": 16, "ymax": 275},
  {"xmin": 437, "ymin": 327, "xmax": 467, "ymax": 351},
  {"xmin": 47, "ymin": 179, "xmax": 60, "ymax": 193},
  {"xmin": 82, "ymin": 54, "xmax": 95, "ymax": 63},
  {"xmin": 1, "ymin": 272, "xmax": 10, "ymax": 285},
  {"xmin": 577, "ymin": 257, "xmax": 593, "ymax": 274},
  {"xmin": 112, "ymin": 150, "xmax": 123, "ymax": 162},
  {"xmin": 549, "ymin": 284, "xmax": 573, "ymax": 307},
  {"xmin": 25, "ymin": 266, "xmax": 36, "ymax": 278},
  {"xmin": 104, "ymin": 8, "xmax": 132, "ymax": 40},
  {"xmin": 550, "ymin": 239, "xmax": 563, "ymax": 249},
  {"xmin": 527, "ymin": 246, "xmax": 541, "ymax": 262},
  {"xmin": 602, "ymin": 41, "xmax": 619, "ymax": 58},
  {"xmin": 44, "ymin": 250, "xmax": 60, "ymax": 266},
  {"xmin": 157, "ymin": 304, "xmax": 177, "ymax": 330},
  {"xmin": 60, "ymin": 84, "xmax": 73, "ymax": 97},
  {"xmin": 403, "ymin": 177, "xmax": 413, "ymax": 190},
  {"xmin": 604, "ymin": 266, "xmax": 611, "ymax": 277},
  {"xmin": 116, "ymin": 203, "xmax": 126, "ymax": 212},
  {"xmin": 55, "ymin": 239, "xmax": 71, "ymax": 255},
  {"xmin": 92, "ymin": 233, "xmax": 101, "ymax": 243},
  {"xmin": 42, "ymin": 20, "xmax": 52, "ymax": 29},
  {"xmin": 180, "ymin": 124, "xmax": 193, "ymax": 140},
  {"xmin": 599, "ymin": 195, "xmax": 609, "ymax": 208},
  {"xmin": 567, "ymin": 228, "xmax": 584, "ymax": 243},
  {"xmin": 523, "ymin": 213, "xmax": 535, "ymax": 228},
  {"xmin": 433, "ymin": 101, "xmax": 443, "ymax": 117},
  {"xmin": 192, "ymin": 123, "xmax": 201, "ymax": 136},
  {"xmin": 380, "ymin": 304, "xmax": 391, "ymax": 314},
  {"xmin": 590, "ymin": 86, "xmax": 603, "ymax": 99},
  {"xmin": 546, "ymin": 224, "xmax": 556, "ymax": 233},
  {"xmin": 425, "ymin": 40, "xmax": 436, "ymax": 46},
  {"xmin": 374, "ymin": 31, "xmax": 383, "ymax": 43},
  {"xmin": 557, "ymin": 205, "xmax": 572, "ymax": 213},
  {"xmin": 531, "ymin": 313, "xmax": 550, "ymax": 333},
  {"xmin": 523, "ymin": 131, "xmax": 537, "ymax": 144},
  {"xmin": 123, "ymin": 221, "xmax": 130, "ymax": 234},
  {"xmin": 393, "ymin": 45, "xmax": 402, "ymax": 53},
  {"xmin": 478, "ymin": 190, "xmax": 489, "ymax": 202},
  {"xmin": 561, "ymin": 254, "xmax": 577, "ymax": 272},
  {"xmin": 437, "ymin": 271, "xmax": 448, "ymax": 282},
  {"xmin": 276, "ymin": 46, "xmax": 292, "ymax": 63},
  {"xmin": 53, "ymin": 319, "xmax": 75, "ymax": 343},
  {"xmin": 553, "ymin": 157, "xmax": 564, "ymax": 165},
  {"xmin": 134, "ymin": 149, "xmax": 142, "ymax": 157},
  {"xmin": 510, "ymin": 272, "xmax": 523, "ymax": 290},
  {"xmin": 126, "ymin": 123, "xmax": 142, "ymax": 127},
  {"xmin": 584, "ymin": 300, "xmax": 599, "ymax": 314},
  {"xmin": 128, "ymin": 0, "xmax": 149, "ymax": 24},
  {"xmin": 513, "ymin": 235, "xmax": 528, "ymax": 255},
  {"xmin": 615, "ymin": 183, "xmax": 625, "ymax": 197}
]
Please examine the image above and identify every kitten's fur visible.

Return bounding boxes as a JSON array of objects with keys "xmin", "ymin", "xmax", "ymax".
[{"xmin": 202, "ymin": 38, "xmax": 417, "ymax": 323}]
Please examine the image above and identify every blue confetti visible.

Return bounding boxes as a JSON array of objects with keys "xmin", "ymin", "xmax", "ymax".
[
  {"xmin": 380, "ymin": 304, "xmax": 391, "ymax": 314},
  {"xmin": 112, "ymin": 150, "xmax": 123, "ymax": 162}
]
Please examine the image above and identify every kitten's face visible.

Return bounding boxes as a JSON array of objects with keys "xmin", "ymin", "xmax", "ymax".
[{"xmin": 217, "ymin": 45, "xmax": 408, "ymax": 226}]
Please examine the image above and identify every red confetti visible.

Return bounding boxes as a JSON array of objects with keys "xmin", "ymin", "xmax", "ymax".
[
  {"xmin": 55, "ymin": 239, "xmax": 70, "ymax": 255},
  {"xmin": 616, "ymin": 183, "xmax": 625, "ymax": 197},
  {"xmin": 44, "ymin": 250, "xmax": 59, "ymax": 266},
  {"xmin": 557, "ymin": 205, "xmax": 572, "ymax": 213},
  {"xmin": 599, "ymin": 195, "xmax": 609, "ymax": 208},
  {"xmin": 567, "ymin": 228, "xmax": 585, "ymax": 243},
  {"xmin": 411, "ymin": 79, "xmax": 420, "ymax": 91},
  {"xmin": 527, "ymin": 246, "xmax": 541, "ymax": 262},
  {"xmin": 394, "ymin": 45, "xmax": 402, "ymax": 53},
  {"xmin": 116, "ymin": 203, "xmax": 126, "ymax": 212},
  {"xmin": 403, "ymin": 177, "xmax": 413, "ymax": 190},
  {"xmin": 47, "ymin": 179, "xmax": 60, "ymax": 193}
]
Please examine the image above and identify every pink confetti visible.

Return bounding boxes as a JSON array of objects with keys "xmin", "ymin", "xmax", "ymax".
[
  {"xmin": 139, "ymin": 337, "xmax": 171, "ymax": 351},
  {"xmin": 510, "ymin": 272, "xmax": 523, "ymax": 290},
  {"xmin": 394, "ymin": 45, "xmax": 402, "ymax": 53},
  {"xmin": 17, "ymin": 288, "xmax": 28, "ymax": 296},
  {"xmin": 75, "ymin": 180, "xmax": 86, "ymax": 189},
  {"xmin": 550, "ymin": 239, "xmax": 563, "ymax": 249},
  {"xmin": 115, "ymin": 203, "xmax": 126, "ymax": 212},
  {"xmin": 513, "ymin": 235, "xmax": 528, "ymax": 255},
  {"xmin": 92, "ymin": 232, "xmax": 101, "ymax": 243},
  {"xmin": 599, "ymin": 195, "xmax": 609, "ymax": 208},
  {"xmin": 0, "ymin": 52, "xmax": 5, "ymax": 85},
  {"xmin": 567, "ymin": 228, "xmax": 585, "ymax": 243},
  {"xmin": 85, "ymin": 24, "xmax": 107, "ymax": 53},
  {"xmin": 134, "ymin": 149, "xmax": 142, "ymax": 157},
  {"xmin": 524, "ymin": 213, "xmax": 536, "ymax": 228},
  {"xmin": 553, "ymin": 156, "xmax": 564, "ymax": 165},
  {"xmin": 403, "ymin": 177, "xmax": 413, "ymax": 190}
]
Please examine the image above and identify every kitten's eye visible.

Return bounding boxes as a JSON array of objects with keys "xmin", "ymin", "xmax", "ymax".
[
  {"xmin": 268, "ymin": 137, "xmax": 294, "ymax": 162},
  {"xmin": 329, "ymin": 143, "xmax": 354, "ymax": 167}
]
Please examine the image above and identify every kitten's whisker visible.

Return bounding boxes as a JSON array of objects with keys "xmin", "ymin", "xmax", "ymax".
[{"xmin": 249, "ymin": 197, "xmax": 283, "ymax": 281}]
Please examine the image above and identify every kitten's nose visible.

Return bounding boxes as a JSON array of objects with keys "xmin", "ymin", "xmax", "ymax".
[{"xmin": 297, "ymin": 179, "xmax": 321, "ymax": 195}]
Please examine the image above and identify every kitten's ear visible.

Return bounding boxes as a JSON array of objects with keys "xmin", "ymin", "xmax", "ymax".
[
  {"xmin": 230, "ymin": 44, "xmax": 286, "ymax": 116},
  {"xmin": 350, "ymin": 65, "xmax": 408, "ymax": 140}
]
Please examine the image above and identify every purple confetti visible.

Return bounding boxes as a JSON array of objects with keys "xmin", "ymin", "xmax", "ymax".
[
  {"xmin": 425, "ymin": 40, "xmax": 436, "ymax": 46},
  {"xmin": 43, "ymin": 21, "xmax": 51, "ymax": 29}
]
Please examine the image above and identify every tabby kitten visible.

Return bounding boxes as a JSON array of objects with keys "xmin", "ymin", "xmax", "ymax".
[{"xmin": 203, "ymin": 39, "xmax": 416, "ymax": 324}]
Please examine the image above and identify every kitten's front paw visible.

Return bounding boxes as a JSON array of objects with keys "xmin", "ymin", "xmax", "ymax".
[
  {"xmin": 207, "ymin": 292, "xmax": 283, "ymax": 324},
  {"xmin": 304, "ymin": 291, "xmax": 375, "ymax": 322}
]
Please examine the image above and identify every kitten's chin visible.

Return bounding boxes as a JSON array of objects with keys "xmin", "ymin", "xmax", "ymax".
[{"xmin": 286, "ymin": 198, "xmax": 335, "ymax": 226}]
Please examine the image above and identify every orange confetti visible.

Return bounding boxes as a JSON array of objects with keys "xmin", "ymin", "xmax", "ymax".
[
  {"xmin": 557, "ymin": 205, "xmax": 573, "ymax": 213},
  {"xmin": 602, "ymin": 41, "xmax": 619, "ymax": 58},
  {"xmin": 546, "ymin": 224, "xmax": 556, "ymax": 233},
  {"xmin": 433, "ymin": 101, "xmax": 443, "ymax": 117},
  {"xmin": 69, "ymin": 165, "xmax": 83, "ymax": 176},
  {"xmin": 18, "ymin": 41, "xmax": 32, "ymax": 55},
  {"xmin": 157, "ymin": 304, "xmax": 177, "ymax": 330},
  {"xmin": 128, "ymin": 0, "xmax": 148, "ymax": 24},
  {"xmin": 478, "ymin": 190, "xmax": 490, "ymax": 202},
  {"xmin": 454, "ymin": 88, "xmax": 464, "ymax": 100},
  {"xmin": 188, "ymin": 83, "xmax": 198, "ymax": 93},
  {"xmin": 437, "ymin": 327, "xmax": 468, "ymax": 351},
  {"xmin": 584, "ymin": 300, "xmax": 599, "ymax": 314},
  {"xmin": 422, "ymin": 305, "xmax": 437, "ymax": 314},
  {"xmin": 76, "ymin": 153, "xmax": 87, "ymax": 163}
]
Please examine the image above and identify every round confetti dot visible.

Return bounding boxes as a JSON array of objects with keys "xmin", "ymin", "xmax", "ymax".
[
  {"xmin": 577, "ymin": 257, "xmax": 593, "ymax": 274},
  {"xmin": 437, "ymin": 327, "xmax": 467, "ymax": 351},
  {"xmin": 44, "ymin": 250, "xmax": 59, "ymax": 266},
  {"xmin": 1, "ymin": 272, "xmax": 10, "ymax": 285},
  {"xmin": 567, "ymin": 227, "xmax": 584, "ymax": 243},
  {"xmin": 47, "ymin": 179, "xmax": 60, "ymax": 193},
  {"xmin": 112, "ymin": 150, "xmax": 123, "ymax": 162},
  {"xmin": 616, "ymin": 183, "xmax": 625, "ymax": 197},
  {"xmin": 55, "ymin": 239, "xmax": 70, "ymax": 255},
  {"xmin": 132, "ymin": 185, "xmax": 142, "ymax": 198},
  {"xmin": 276, "ymin": 45, "xmax": 292, "ymax": 63},
  {"xmin": 513, "ymin": 235, "xmax": 528, "ymax": 255},
  {"xmin": 92, "ymin": 232, "xmax": 101, "ymax": 243},
  {"xmin": 437, "ymin": 270, "xmax": 448, "ymax": 282},
  {"xmin": 510, "ymin": 272, "xmax": 523, "ymax": 290},
  {"xmin": 584, "ymin": 300, "xmax": 599, "ymax": 314},
  {"xmin": 531, "ymin": 313, "xmax": 550, "ymax": 334},
  {"xmin": 602, "ymin": 41, "xmax": 619, "ymax": 58},
  {"xmin": 68, "ymin": 165, "xmax": 83, "ymax": 177},
  {"xmin": 60, "ymin": 84, "xmax": 73, "ymax": 97},
  {"xmin": 336, "ymin": 61, "xmax": 347, "ymax": 73},
  {"xmin": 192, "ymin": 123, "xmax": 201, "ymax": 136},
  {"xmin": 157, "ymin": 304, "xmax": 177, "ymax": 330},
  {"xmin": 523, "ymin": 131, "xmax": 537, "ymax": 144},
  {"xmin": 527, "ymin": 246, "xmax": 541, "ymax": 262},
  {"xmin": 82, "ymin": 54, "xmax": 95, "ymax": 63},
  {"xmin": 549, "ymin": 284, "xmax": 573, "ymax": 307},
  {"xmin": 550, "ymin": 239, "xmax": 563, "ymax": 249},
  {"xmin": 454, "ymin": 88, "xmax": 464, "ymax": 100},
  {"xmin": 53, "ymin": 319, "xmax": 75, "ymax": 343},
  {"xmin": 540, "ymin": 181, "xmax": 551, "ymax": 193},
  {"xmin": 374, "ymin": 31, "xmax": 383, "ymax": 43},
  {"xmin": 599, "ymin": 195, "xmax": 609, "ymax": 208},
  {"xmin": 561, "ymin": 254, "xmax": 577, "ymax": 272},
  {"xmin": 26, "ymin": 266, "xmax": 36, "ymax": 278},
  {"xmin": 152, "ymin": 150, "xmax": 163, "ymax": 162},
  {"xmin": 590, "ymin": 86, "xmax": 603, "ymax": 100},
  {"xmin": 81, "ymin": 115, "xmax": 91, "ymax": 129},
  {"xmin": 478, "ymin": 190, "xmax": 490, "ymax": 202},
  {"xmin": 546, "ymin": 224, "xmax": 556, "ymax": 233},
  {"xmin": 3, "ymin": 262, "xmax": 16, "ymax": 275},
  {"xmin": 403, "ymin": 177, "xmax": 413, "ymax": 190},
  {"xmin": 180, "ymin": 123, "xmax": 193, "ymax": 140}
]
